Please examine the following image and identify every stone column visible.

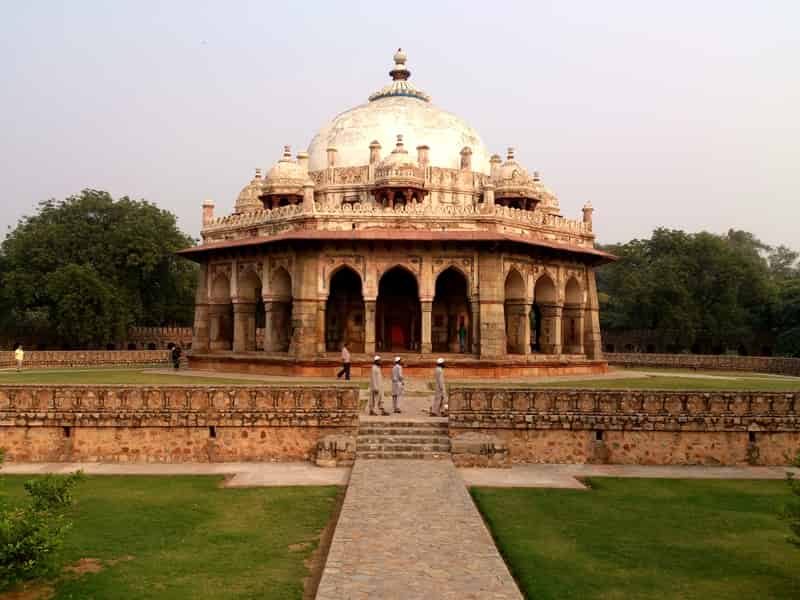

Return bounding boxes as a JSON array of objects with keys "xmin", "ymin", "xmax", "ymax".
[
  {"xmin": 232, "ymin": 301, "xmax": 256, "ymax": 352},
  {"xmin": 364, "ymin": 299, "xmax": 376, "ymax": 355},
  {"xmin": 562, "ymin": 304, "xmax": 585, "ymax": 354},
  {"xmin": 583, "ymin": 270, "xmax": 603, "ymax": 359},
  {"xmin": 522, "ymin": 304, "xmax": 532, "ymax": 355},
  {"xmin": 540, "ymin": 304, "xmax": 563, "ymax": 355},
  {"xmin": 289, "ymin": 299, "xmax": 318, "ymax": 357},
  {"xmin": 470, "ymin": 299, "xmax": 480, "ymax": 354},
  {"xmin": 208, "ymin": 303, "xmax": 232, "ymax": 351},
  {"xmin": 192, "ymin": 263, "xmax": 210, "ymax": 352},
  {"xmin": 421, "ymin": 300, "xmax": 433, "ymax": 354},
  {"xmin": 317, "ymin": 302, "xmax": 326, "ymax": 354},
  {"xmin": 263, "ymin": 300, "xmax": 276, "ymax": 352}
]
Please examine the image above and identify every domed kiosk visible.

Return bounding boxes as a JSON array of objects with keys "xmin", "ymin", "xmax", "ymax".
[{"xmin": 180, "ymin": 50, "xmax": 615, "ymax": 377}]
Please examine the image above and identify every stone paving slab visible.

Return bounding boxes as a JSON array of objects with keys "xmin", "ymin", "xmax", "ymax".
[
  {"xmin": 0, "ymin": 462, "xmax": 351, "ymax": 487},
  {"xmin": 459, "ymin": 463, "xmax": 800, "ymax": 489},
  {"xmin": 315, "ymin": 460, "xmax": 523, "ymax": 600}
]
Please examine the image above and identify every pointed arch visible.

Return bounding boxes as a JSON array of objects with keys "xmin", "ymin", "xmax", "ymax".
[
  {"xmin": 433, "ymin": 267, "xmax": 471, "ymax": 353},
  {"xmin": 504, "ymin": 269, "xmax": 528, "ymax": 354},
  {"xmin": 376, "ymin": 266, "xmax": 421, "ymax": 352},
  {"xmin": 264, "ymin": 266, "xmax": 292, "ymax": 352},
  {"xmin": 326, "ymin": 266, "xmax": 365, "ymax": 353}
]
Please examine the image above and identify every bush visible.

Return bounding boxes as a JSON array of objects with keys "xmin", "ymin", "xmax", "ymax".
[{"xmin": 0, "ymin": 453, "xmax": 84, "ymax": 589}]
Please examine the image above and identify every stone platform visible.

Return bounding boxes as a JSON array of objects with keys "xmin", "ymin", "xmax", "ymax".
[{"xmin": 189, "ymin": 351, "xmax": 608, "ymax": 379}]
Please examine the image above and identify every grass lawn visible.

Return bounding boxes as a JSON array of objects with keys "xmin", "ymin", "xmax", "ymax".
[
  {"xmin": 527, "ymin": 375, "xmax": 800, "ymax": 391},
  {"xmin": 0, "ymin": 476, "xmax": 339, "ymax": 599},
  {"xmin": 0, "ymin": 368, "xmax": 362, "ymax": 387},
  {"xmin": 472, "ymin": 479, "xmax": 800, "ymax": 600}
]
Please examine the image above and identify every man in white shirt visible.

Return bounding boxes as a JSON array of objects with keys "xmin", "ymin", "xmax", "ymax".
[
  {"xmin": 369, "ymin": 356, "xmax": 388, "ymax": 415},
  {"xmin": 337, "ymin": 344, "xmax": 351, "ymax": 380},
  {"xmin": 391, "ymin": 357, "xmax": 404, "ymax": 414},
  {"xmin": 14, "ymin": 344, "xmax": 24, "ymax": 372},
  {"xmin": 432, "ymin": 357, "xmax": 447, "ymax": 416}
]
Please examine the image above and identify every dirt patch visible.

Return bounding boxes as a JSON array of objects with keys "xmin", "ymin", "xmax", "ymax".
[
  {"xmin": 0, "ymin": 584, "xmax": 54, "ymax": 600},
  {"xmin": 288, "ymin": 542, "xmax": 312, "ymax": 552},
  {"xmin": 105, "ymin": 555, "xmax": 135, "ymax": 567},
  {"xmin": 61, "ymin": 558, "xmax": 103, "ymax": 576},
  {"xmin": 302, "ymin": 486, "xmax": 346, "ymax": 600}
]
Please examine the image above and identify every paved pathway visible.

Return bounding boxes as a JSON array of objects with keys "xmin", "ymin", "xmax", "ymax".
[{"xmin": 315, "ymin": 460, "xmax": 522, "ymax": 600}]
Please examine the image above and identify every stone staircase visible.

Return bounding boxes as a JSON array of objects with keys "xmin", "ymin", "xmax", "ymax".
[{"xmin": 357, "ymin": 421, "xmax": 451, "ymax": 460}]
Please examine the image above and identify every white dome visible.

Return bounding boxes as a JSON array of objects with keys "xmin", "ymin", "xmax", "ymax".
[{"xmin": 307, "ymin": 51, "xmax": 490, "ymax": 174}]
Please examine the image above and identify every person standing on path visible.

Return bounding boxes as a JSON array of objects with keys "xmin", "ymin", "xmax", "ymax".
[
  {"xmin": 170, "ymin": 343, "xmax": 182, "ymax": 370},
  {"xmin": 13, "ymin": 343, "xmax": 24, "ymax": 372},
  {"xmin": 391, "ymin": 356, "xmax": 404, "ymax": 414},
  {"xmin": 369, "ymin": 356, "xmax": 388, "ymax": 416},
  {"xmin": 432, "ymin": 357, "xmax": 447, "ymax": 416},
  {"xmin": 337, "ymin": 343, "xmax": 351, "ymax": 380},
  {"xmin": 458, "ymin": 319, "xmax": 467, "ymax": 353}
]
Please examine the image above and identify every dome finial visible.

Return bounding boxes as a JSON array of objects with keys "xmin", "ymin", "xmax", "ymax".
[{"xmin": 390, "ymin": 48, "xmax": 410, "ymax": 81}]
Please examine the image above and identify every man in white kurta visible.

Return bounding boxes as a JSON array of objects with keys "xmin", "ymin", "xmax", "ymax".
[
  {"xmin": 432, "ymin": 358, "xmax": 447, "ymax": 416},
  {"xmin": 391, "ymin": 357, "xmax": 404, "ymax": 414},
  {"xmin": 369, "ymin": 356, "xmax": 387, "ymax": 415}
]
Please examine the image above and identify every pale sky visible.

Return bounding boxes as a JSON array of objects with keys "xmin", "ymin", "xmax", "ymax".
[{"xmin": 1, "ymin": 1, "xmax": 798, "ymax": 248}]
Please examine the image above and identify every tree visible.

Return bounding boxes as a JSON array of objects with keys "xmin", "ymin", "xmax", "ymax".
[{"xmin": 0, "ymin": 190, "xmax": 196, "ymax": 347}]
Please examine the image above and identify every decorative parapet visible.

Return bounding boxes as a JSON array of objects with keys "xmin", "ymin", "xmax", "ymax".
[
  {"xmin": 0, "ymin": 350, "xmax": 170, "ymax": 370},
  {"xmin": 448, "ymin": 387, "xmax": 800, "ymax": 433},
  {"xmin": 202, "ymin": 204, "xmax": 304, "ymax": 232},
  {"xmin": 0, "ymin": 385, "xmax": 359, "ymax": 428}
]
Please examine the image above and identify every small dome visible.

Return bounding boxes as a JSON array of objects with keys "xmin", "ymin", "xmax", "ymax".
[
  {"xmin": 234, "ymin": 168, "xmax": 264, "ymax": 214},
  {"xmin": 378, "ymin": 135, "xmax": 417, "ymax": 168},
  {"xmin": 265, "ymin": 146, "xmax": 307, "ymax": 183}
]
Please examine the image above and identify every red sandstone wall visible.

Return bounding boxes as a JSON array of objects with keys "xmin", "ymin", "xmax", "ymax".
[{"xmin": 449, "ymin": 387, "xmax": 800, "ymax": 466}]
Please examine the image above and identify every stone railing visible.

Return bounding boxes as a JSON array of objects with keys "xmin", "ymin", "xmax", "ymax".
[
  {"xmin": 606, "ymin": 353, "xmax": 800, "ymax": 377},
  {"xmin": 200, "ymin": 199, "xmax": 592, "ymax": 238},
  {"xmin": 0, "ymin": 350, "xmax": 170, "ymax": 370},
  {"xmin": 448, "ymin": 387, "xmax": 800, "ymax": 466},
  {"xmin": 0, "ymin": 384, "xmax": 360, "ymax": 463}
]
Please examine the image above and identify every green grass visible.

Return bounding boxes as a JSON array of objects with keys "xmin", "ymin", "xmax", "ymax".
[
  {"xmin": 472, "ymin": 479, "xmax": 800, "ymax": 600},
  {"xmin": 527, "ymin": 376, "xmax": 800, "ymax": 391},
  {"xmin": 0, "ymin": 475, "xmax": 339, "ymax": 599},
  {"xmin": 0, "ymin": 368, "xmax": 362, "ymax": 386}
]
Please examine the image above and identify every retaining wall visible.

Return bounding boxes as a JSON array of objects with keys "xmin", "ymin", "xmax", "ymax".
[
  {"xmin": 449, "ymin": 387, "xmax": 800, "ymax": 466},
  {"xmin": 0, "ymin": 385, "xmax": 359, "ymax": 463},
  {"xmin": 606, "ymin": 352, "xmax": 800, "ymax": 376},
  {"xmin": 1, "ymin": 350, "xmax": 170, "ymax": 370}
]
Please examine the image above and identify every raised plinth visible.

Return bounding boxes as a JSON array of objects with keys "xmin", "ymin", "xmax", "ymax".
[{"xmin": 187, "ymin": 352, "xmax": 608, "ymax": 379}]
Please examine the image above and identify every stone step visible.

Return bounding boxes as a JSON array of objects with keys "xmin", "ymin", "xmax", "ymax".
[
  {"xmin": 359, "ymin": 428, "xmax": 449, "ymax": 437},
  {"xmin": 357, "ymin": 435, "xmax": 450, "ymax": 445},
  {"xmin": 356, "ymin": 451, "xmax": 452, "ymax": 460},
  {"xmin": 357, "ymin": 444, "xmax": 452, "ymax": 453}
]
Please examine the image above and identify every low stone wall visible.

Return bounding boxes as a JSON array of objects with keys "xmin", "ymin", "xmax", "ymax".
[
  {"xmin": 449, "ymin": 387, "xmax": 800, "ymax": 466},
  {"xmin": 0, "ymin": 385, "xmax": 359, "ymax": 463},
  {"xmin": 0, "ymin": 350, "xmax": 170, "ymax": 370},
  {"xmin": 606, "ymin": 352, "xmax": 800, "ymax": 376}
]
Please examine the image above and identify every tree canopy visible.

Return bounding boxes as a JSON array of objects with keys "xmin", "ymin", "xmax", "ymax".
[
  {"xmin": 597, "ymin": 228, "xmax": 800, "ymax": 356},
  {"xmin": 0, "ymin": 190, "xmax": 196, "ymax": 348}
]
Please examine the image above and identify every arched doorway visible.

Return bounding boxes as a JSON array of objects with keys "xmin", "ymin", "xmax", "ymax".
[
  {"xmin": 264, "ymin": 267, "xmax": 292, "ymax": 352},
  {"xmin": 533, "ymin": 274, "xmax": 558, "ymax": 354},
  {"xmin": 504, "ymin": 269, "xmax": 527, "ymax": 354},
  {"xmin": 209, "ymin": 273, "xmax": 233, "ymax": 351},
  {"xmin": 233, "ymin": 269, "xmax": 261, "ymax": 352},
  {"xmin": 433, "ymin": 267, "xmax": 471, "ymax": 353},
  {"xmin": 326, "ymin": 267, "xmax": 365, "ymax": 353},
  {"xmin": 562, "ymin": 277, "xmax": 583, "ymax": 354},
  {"xmin": 376, "ymin": 267, "xmax": 420, "ymax": 352}
]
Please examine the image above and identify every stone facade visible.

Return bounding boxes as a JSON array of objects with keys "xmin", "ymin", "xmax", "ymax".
[
  {"xmin": 0, "ymin": 350, "xmax": 170, "ymax": 370},
  {"xmin": 448, "ymin": 387, "xmax": 800, "ymax": 465},
  {"xmin": 0, "ymin": 385, "xmax": 359, "ymax": 463},
  {"xmin": 606, "ymin": 353, "xmax": 800, "ymax": 376},
  {"xmin": 179, "ymin": 51, "xmax": 613, "ymax": 375}
]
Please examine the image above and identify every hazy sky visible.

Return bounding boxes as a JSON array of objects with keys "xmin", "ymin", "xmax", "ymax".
[{"xmin": 1, "ymin": 1, "xmax": 798, "ymax": 247}]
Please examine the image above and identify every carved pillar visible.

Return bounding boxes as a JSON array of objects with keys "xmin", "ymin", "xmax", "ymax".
[
  {"xmin": 192, "ymin": 263, "xmax": 210, "ymax": 352},
  {"xmin": 232, "ymin": 301, "xmax": 256, "ymax": 352},
  {"xmin": 470, "ymin": 298, "xmax": 480, "ymax": 355},
  {"xmin": 540, "ymin": 303, "xmax": 563, "ymax": 355},
  {"xmin": 563, "ymin": 304, "xmax": 585, "ymax": 354},
  {"xmin": 317, "ymin": 302, "xmax": 326, "ymax": 354},
  {"xmin": 364, "ymin": 299, "xmax": 376, "ymax": 355},
  {"xmin": 263, "ymin": 300, "xmax": 276, "ymax": 352},
  {"xmin": 303, "ymin": 181, "xmax": 315, "ymax": 213},
  {"xmin": 583, "ymin": 269, "xmax": 603, "ymax": 359},
  {"xmin": 208, "ymin": 303, "xmax": 232, "ymax": 351},
  {"xmin": 421, "ymin": 300, "xmax": 433, "ymax": 354},
  {"xmin": 522, "ymin": 304, "xmax": 532, "ymax": 355}
]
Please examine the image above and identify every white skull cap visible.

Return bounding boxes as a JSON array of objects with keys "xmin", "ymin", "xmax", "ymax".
[
  {"xmin": 394, "ymin": 356, "xmax": 401, "ymax": 362},
  {"xmin": 436, "ymin": 358, "xmax": 445, "ymax": 364},
  {"xmin": 374, "ymin": 355, "xmax": 381, "ymax": 361}
]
